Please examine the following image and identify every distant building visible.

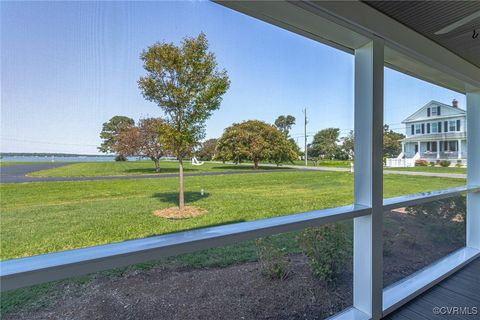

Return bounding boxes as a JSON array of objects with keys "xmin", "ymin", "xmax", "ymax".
[{"xmin": 387, "ymin": 99, "xmax": 466, "ymax": 167}]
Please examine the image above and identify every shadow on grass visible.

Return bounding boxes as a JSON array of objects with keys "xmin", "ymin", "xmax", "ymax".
[{"xmin": 152, "ymin": 191, "xmax": 210, "ymax": 205}]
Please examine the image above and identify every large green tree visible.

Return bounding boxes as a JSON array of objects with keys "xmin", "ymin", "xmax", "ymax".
[
  {"xmin": 115, "ymin": 118, "xmax": 166, "ymax": 172},
  {"xmin": 383, "ymin": 125, "xmax": 405, "ymax": 158},
  {"xmin": 341, "ymin": 130, "xmax": 354, "ymax": 159},
  {"xmin": 275, "ymin": 115, "xmax": 300, "ymax": 158},
  {"xmin": 335, "ymin": 126, "xmax": 405, "ymax": 159},
  {"xmin": 138, "ymin": 33, "xmax": 230, "ymax": 210},
  {"xmin": 217, "ymin": 120, "xmax": 298, "ymax": 169},
  {"xmin": 308, "ymin": 128, "xmax": 341, "ymax": 160},
  {"xmin": 98, "ymin": 116, "xmax": 135, "ymax": 160},
  {"xmin": 274, "ymin": 115, "xmax": 296, "ymax": 136}
]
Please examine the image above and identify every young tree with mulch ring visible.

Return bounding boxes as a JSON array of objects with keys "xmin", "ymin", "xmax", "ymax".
[{"xmin": 138, "ymin": 32, "xmax": 230, "ymax": 212}]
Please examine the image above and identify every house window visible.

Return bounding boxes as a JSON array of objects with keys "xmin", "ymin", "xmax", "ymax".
[
  {"xmin": 431, "ymin": 122, "xmax": 438, "ymax": 133},
  {"xmin": 449, "ymin": 120, "xmax": 456, "ymax": 131},
  {"xmin": 415, "ymin": 123, "xmax": 422, "ymax": 134},
  {"xmin": 449, "ymin": 141, "xmax": 457, "ymax": 152},
  {"xmin": 431, "ymin": 107, "xmax": 438, "ymax": 116},
  {"xmin": 427, "ymin": 141, "xmax": 438, "ymax": 152}
]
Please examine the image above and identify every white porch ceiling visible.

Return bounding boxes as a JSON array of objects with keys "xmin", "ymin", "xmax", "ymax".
[{"xmin": 364, "ymin": 1, "xmax": 480, "ymax": 69}]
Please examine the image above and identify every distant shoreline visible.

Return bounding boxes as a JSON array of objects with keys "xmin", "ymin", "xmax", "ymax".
[
  {"xmin": 0, "ymin": 154, "xmax": 140, "ymax": 163},
  {"xmin": 0, "ymin": 153, "xmax": 110, "ymax": 157}
]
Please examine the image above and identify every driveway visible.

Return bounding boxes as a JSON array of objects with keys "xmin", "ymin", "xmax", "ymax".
[{"xmin": 1, "ymin": 163, "xmax": 70, "ymax": 183}]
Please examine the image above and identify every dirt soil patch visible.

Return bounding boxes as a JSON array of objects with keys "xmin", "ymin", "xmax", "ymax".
[
  {"xmin": 4, "ymin": 255, "xmax": 352, "ymax": 320},
  {"xmin": 383, "ymin": 210, "xmax": 463, "ymax": 286},
  {"xmin": 153, "ymin": 206, "xmax": 207, "ymax": 219}
]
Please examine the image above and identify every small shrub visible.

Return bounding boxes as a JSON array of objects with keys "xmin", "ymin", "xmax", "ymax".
[
  {"xmin": 415, "ymin": 160, "xmax": 428, "ymax": 167},
  {"xmin": 115, "ymin": 155, "xmax": 127, "ymax": 161},
  {"xmin": 439, "ymin": 160, "xmax": 451, "ymax": 167},
  {"xmin": 455, "ymin": 160, "xmax": 463, "ymax": 168},
  {"xmin": 255, "ymin": 237, "xmax": 290, "ymax": 280},
  {"xmin": 429, "ymin": 162, "xmax": 436, "ymax": 167},
  {"xmin": 297, "ymin": 223, "xmax": 351, "ymax": 282}
]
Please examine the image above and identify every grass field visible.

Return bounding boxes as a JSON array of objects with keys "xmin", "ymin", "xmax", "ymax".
[
  {"xmin": 290, "ymin": 159, "xmax": 351, "ymax": 167},
  {"xmin": 15, "ymin": 159, "xmax": 467, "ymax": 178},
  {"xmin": 0, "ymin": 171, "xmax": 464, "ymax": 260},
  {"xmin": 385, "ymin": 166, "xmax": 466, "ymax": 174},
  {"xmin": 26, "ymin": 160, "xmax": 351, "ymax": 178},
  {"xmin": 27, "ymin": 160, "xmax": 287, "ymax": 177}
]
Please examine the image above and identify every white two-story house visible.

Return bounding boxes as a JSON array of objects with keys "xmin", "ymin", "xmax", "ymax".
[{"xmin": 398, "ymin": 99, "xmax": 467, "ymax": 164}]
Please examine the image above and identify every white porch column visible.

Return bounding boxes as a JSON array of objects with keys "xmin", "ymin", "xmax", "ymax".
[
  {"xmin": 467, "ymin": 91, "xmax": 480, "ymax": 250},
  {"xmin": 417, "ymin": 141, "xmax": 420, "ymax": 154},
  {"xmin": 401, "ymin": 142, "xmax": 405, "ymax": 154},
  {"xmin": 457, "ymin": 139, "xmax": 462, "ymax": 159},
  {"xmin": 353, "ymin": 38, "xmax": 384, "ymax": 319},
  {"xmin": 436, "ymin": 140, "xmax": 440, "ymax": 159}
]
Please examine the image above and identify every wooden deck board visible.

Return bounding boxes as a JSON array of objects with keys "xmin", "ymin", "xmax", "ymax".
[{"xmin": 385, "ymin": 257, "xmax": 480, "ymax": 319}]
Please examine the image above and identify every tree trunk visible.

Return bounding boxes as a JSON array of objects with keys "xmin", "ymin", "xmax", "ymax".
[
  {"xmin": 154, "ymin": 159, "xmax": 160, "ymax": 172},
  {"xmin": 178, "ymin": 157, "xmax": 185, "ymax": 210},
  {"xmin": 253, "ymin": 160, "xmax": 259, "ymax": 169}
]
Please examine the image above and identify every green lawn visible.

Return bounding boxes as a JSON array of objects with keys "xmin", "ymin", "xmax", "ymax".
[
  {"xmin": 27, "ymin": 160, "xmax": 286, "ymax": 177},
  {"xmin": 385, "ymin": 166, "xmax": 466, "ymax": 174},
  {"xmin": 290, "ymin": 159, "xmax": 351, "ymax": 167},
  {"xmin": 0, "ymin": 171, "xmax": 464, "ymax": 260}
]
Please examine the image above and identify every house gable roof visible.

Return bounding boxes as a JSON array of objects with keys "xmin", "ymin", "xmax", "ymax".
[{"xmin": 402, "ymin": 100, "xmax": 466, "ymax": 123}]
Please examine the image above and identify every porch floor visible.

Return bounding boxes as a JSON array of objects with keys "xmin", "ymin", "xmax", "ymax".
[{"xmin": 385, "ymin": 257, "xmax": 480, "ymax": 319}]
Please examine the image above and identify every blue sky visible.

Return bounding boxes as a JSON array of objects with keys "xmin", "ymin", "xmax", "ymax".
[{"xmin": 1, "ymin": 1, "xmax": 466, "ymax": 154}]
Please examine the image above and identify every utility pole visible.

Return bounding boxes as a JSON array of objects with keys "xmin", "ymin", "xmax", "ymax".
[{"xmin": 303, "ymin": 108, "xmax": 308, "ymax": 166}]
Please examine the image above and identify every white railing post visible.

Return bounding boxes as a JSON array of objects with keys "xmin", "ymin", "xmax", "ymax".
[
  {"xmin": 466, "ymin": 90, "xmax": 480, "ymax": 250},
  {"xmin": 353, "ymin": 37, "xmax": 384, "ymax": 319}
]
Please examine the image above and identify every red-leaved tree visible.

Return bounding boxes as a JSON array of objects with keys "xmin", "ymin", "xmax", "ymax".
[{"xmin": 116, "ymin": 118, "xmax": 166, "ymax": 172}]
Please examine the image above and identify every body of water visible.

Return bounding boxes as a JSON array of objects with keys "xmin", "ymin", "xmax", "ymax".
[{"xmin": 0, "ymin": 156, "xmax": 143, "ymax": 163}]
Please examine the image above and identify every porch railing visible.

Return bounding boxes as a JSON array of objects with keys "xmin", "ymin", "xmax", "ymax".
[{"xmin": 420, "ymin": 151, "xmax": 467, "ymax": 160}]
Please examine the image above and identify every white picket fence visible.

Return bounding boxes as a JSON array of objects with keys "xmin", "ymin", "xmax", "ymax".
[{"xmin": 385, "ymin": 158, "xmax": 416, "ymax": 167}]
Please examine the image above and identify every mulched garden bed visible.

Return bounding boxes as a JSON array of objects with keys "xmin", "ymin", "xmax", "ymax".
[{"xmin": 3, "ymin": 255, "xmax": 352, "ymax": 320}]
